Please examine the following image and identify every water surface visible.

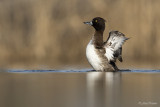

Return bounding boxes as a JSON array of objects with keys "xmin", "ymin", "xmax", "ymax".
[{"xmin": 0, "ymin": 69, "xmax": 160, "ymax": 107}]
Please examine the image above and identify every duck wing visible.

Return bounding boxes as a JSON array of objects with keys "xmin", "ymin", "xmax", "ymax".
[{"xmin": 104, "ymin": 31, "xmax": 129, "ymax": 62}]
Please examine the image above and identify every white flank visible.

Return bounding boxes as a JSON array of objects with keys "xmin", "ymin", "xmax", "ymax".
[{"xmin": 86, "ymin": 40, "xmax": 102, "ymax": 71}]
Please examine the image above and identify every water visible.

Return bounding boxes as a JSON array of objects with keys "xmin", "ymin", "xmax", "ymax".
[
  {"xmin": 0, "ymin": 69, "xmax": 160, "ymax": 107},
  {"xmin": 8, "ymin": 69, "xmax": 160, "ymax": 72}
]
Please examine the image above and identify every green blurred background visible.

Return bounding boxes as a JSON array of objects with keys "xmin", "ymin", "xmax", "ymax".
[{"xmin": 0, "ymin": 0, "xmax": 160, "ymax": 69}]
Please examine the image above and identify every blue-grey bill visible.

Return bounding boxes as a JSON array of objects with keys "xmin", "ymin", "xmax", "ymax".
[{"xmin": 83, "ymin": 21, "xmax": 93, "ymax": 26}]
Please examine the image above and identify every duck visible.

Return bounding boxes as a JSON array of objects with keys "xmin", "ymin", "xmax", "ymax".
[{"xmin": 84, "ymin": 17, "xmax": 129, "ymax": 72}]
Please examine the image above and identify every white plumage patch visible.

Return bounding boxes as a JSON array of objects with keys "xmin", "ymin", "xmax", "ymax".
[
  {"xmin": 86, "ymin": 41, "xmax": 102, "ymax": 71},
  {"xmin": 111, "ymin": 36, "xmax": 127, "ymax": 51},
  {"xmin": 105, "ymin": 46, "xmax": 114, "ymax": 62},
  {"xmin": 104, "ymin": 32, "xmax": 128, "ymax": 62}
]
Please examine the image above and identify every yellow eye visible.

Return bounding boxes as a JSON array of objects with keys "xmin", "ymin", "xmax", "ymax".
[{"xmin": 95, "ymin": 20, "xmax": 98, "ymax": 22}]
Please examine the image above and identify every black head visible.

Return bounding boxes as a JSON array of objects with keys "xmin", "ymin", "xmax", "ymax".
[{"xmin": 84, "ymin": 17, "xmax": 106, "ymax": 31}]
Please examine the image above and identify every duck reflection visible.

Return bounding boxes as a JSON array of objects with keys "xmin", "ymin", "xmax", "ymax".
[{"xmin": 87, "ymin": 72, "xmax": 121, "ymax": 107}]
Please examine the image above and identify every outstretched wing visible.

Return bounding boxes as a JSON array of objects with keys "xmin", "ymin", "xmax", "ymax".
[{"xmin": 104, "ymin": 31, "xmax": 129, "ymax": 62}]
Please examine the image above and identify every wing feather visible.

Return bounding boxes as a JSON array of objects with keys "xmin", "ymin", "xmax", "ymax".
[{"xmin": 104, "ymin": 31, "xmax": 129, "ymax": 62}]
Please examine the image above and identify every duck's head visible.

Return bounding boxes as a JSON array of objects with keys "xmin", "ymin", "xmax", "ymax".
[{"xmin": 84, "ymin": 17, "xmax": 106, "ymax": 31}]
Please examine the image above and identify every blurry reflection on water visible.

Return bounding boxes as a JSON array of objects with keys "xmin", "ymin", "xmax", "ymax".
[{"xmin": 0, "ymin": 70, "xmax": 160, "ymax": 107}]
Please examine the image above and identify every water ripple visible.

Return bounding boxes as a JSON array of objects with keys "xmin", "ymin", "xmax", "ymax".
[{"xmin": 8, "ymin": 69, "xmax": 160, "ymax": 73}]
